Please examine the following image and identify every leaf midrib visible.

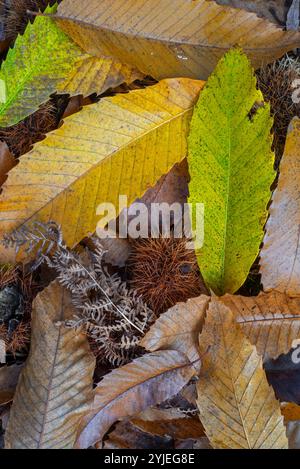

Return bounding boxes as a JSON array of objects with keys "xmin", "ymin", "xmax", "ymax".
[
  {"xmin": 37, "ymin": 294, "xmax": 65, "ymax": 448},
  {"xmin": 219, "ymin": 308, "xmax": 251, "ymax": 449},
  {"xmin": 2, "ymin": 103, "xmax": 194, "ymax": 242},
  {"xmin": 220, "ymin": 99, "xmax": 231, "ymax": 295}
]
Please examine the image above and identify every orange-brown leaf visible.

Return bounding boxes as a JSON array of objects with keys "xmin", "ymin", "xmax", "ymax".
[{"xmin": 131, "ymin": 417, "xmax": 205, "ymax": 440}]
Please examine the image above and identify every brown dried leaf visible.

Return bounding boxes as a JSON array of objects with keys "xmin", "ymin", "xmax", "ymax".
[
  {"xmin": 177, "ymin": 436, "xmax": 212, "ymax": 449},
  {"xmin": 94, "ymin": 231, "xmax": 132, "ymax": 268},
  {"xmin": 5, "ymin": 281, "xmax": 95, "ymax": 449},
  {"xmin": 140, "ymin": 296, "xmax": 210, "ymax": 364},
  {"xmin": 127, "ymin": 159, "xmax": 191, "ymax": 238},
  {"xmin": 286, "ymin": 421, "xmax": 300, "ymax": 449},
  {"xmin": 131, "ymin": 417, "xmax": 205, "ymax": 440},
  {"xmin": 260, "ymin": 118, "xmax": 300, "ymax": 296},
  {"xmin": 180, "ymin": 382, "xmax": 198, "ymax": 408},
  {"xmin": 136, "ymin": 407, "xmax": 189, "ymax": 421},
  {"xmin": 196, "ymin": 298, "xmax": 288, "ymax": 449},
  {"xmin": 220, "ymin": 290, "xmax": 300, "ymax": 359},
  {"xmin": 0, "ymin": 364, "xmax": 22, "ymax": 406},
  {"xmin": 286, "ymin": 0, "xmax": 300, "ymax": 30},
  {"xmin": 264, "ymin": 352, "xmax": 300, "ymax": 404},
  {"xmin": 141, "ymin": 159, "xmax": 189, "ymax": 206},
  {"xmin": 77, "ymin": 350, "xmax": 197, "ymax": 448},
  {"xmin": 215, "ymin": 0, "xmax": 292, "ymax": 26},
  {"xmin": 0, "ymin": 142, "xmax": 16, "ymax": 188},
  {"xmin": 55, "ymin": 0, "xmax": 300, "ymax": 81},
  {"xmin": 103, "ymin": 420, "xmax": 173, "ymax": 449}
]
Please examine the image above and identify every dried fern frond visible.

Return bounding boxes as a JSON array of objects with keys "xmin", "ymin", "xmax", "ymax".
[
  {"xmin": 4, "ymin": 221, "xmax": 155, "ymax": 365},
  {"xmin": 3, "ymin": 220, "xmax": 62, "ymax": 264}
]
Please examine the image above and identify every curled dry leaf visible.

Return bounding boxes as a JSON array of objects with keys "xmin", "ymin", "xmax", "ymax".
[
  {"xmin": 220, "ymin": 290, "xmax": 300, "ymax": 359},
  {"xmin": 260, "ymin": 117, "xmax": 300, "ymax": 296},
  {"xmin": 5, "ymin": 281, "xmax": 95, "ymax": 449},
  {"xmin": 140, "ymin": 295, "xmax": 210, "ymax": 364},
  {"xmin": 76, "ymin": 350, "xmax": 197, "ymax": 449},
  {"xmin": 0, "ymin": 78, "xmax": 204, "ymax": 263},
  {"xmin": 197, "ymin": 298, "xmax": 288, "ymax": 449},
  {"xmin": 55, "ymin": 0, "xmax": 300, "ymax": 80}
]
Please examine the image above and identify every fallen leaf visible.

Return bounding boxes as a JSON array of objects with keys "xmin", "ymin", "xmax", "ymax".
[
  {"xmin": 286, "ymin": 0, "xmax": 300, "ymax": 30},
  {"xmin": 215, "ymin": 0, "xmax": 292, "ymax": 26},
  {"xmin": 264, "ymin": 351, "xmax": 300, "ymax": 404},
  {"xmin": 188, "ymin": 48, "xmax": 275, "ymax": 295},
  {"xmin": 93, "ymin": 231, "xmax": 132, "ymax": 268},
  {"xmin": 196, "ymin": 298, "xmax": 288, "ymax": 449},
  {"xmin": 5, "ymin": 281, "xmax": 95, "ymax": 449},
  {"xmin": 55, "ymin": 0, "xmax": 300, "ymax": 80},
  {"xmin": 140, "ymin": 295, "xmax": 210, "ymax": 364},
  {"xmin": 0, "ymin": 364, "xmax": 22, "ymax": 406},
  {"xmin": 103, "ymin": 420, "xmax": 173, "ymax": 450},
  {"xmin": 0, "ymin": 4, "xmax": 141, "ymax": 127},
  {"xmin": 136, "ymin": 407, "xmax": 190, "ymax": 422},
  {"xmin": 220, "ymin": 290, "xmax": 300, "ymax": 359},
  {"xmin": 281, "ymin": 402, "xmax": 300, "ymax": 422},
  {"xmin": 131, "ymin": 416, "xmax": 205, "ymax": 440},
  {"xmin": 77, "ymin": 350, "xmax": 197, "ymax": 448},
  {"xmin": 260, "ymin": 117, "xmax": 300, "ymax": 296},
  {"xmin": 286, "ymin": 420, "xmax": 300, "ymax": 448},
  {"xmin": 0, "ymin": 142, "xmax": 16, "ymax": 187},
  {"xmin": 0, "ymin": 78, "xmax": 205, "ymax": 263},
  {"xmin": 140, "ymin": 159, "xmax": 190, "ymax": 208},
  {"xmin": 180, "ymin": 382, "xmax": 198, "ymax": 408},
  {"xmin": 130, "ymin": 159, "xmax": 190, "ymax": 236},
  {"xmin": 177, "ymin": 436, "xmax": 212, "ymax": 449}
]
